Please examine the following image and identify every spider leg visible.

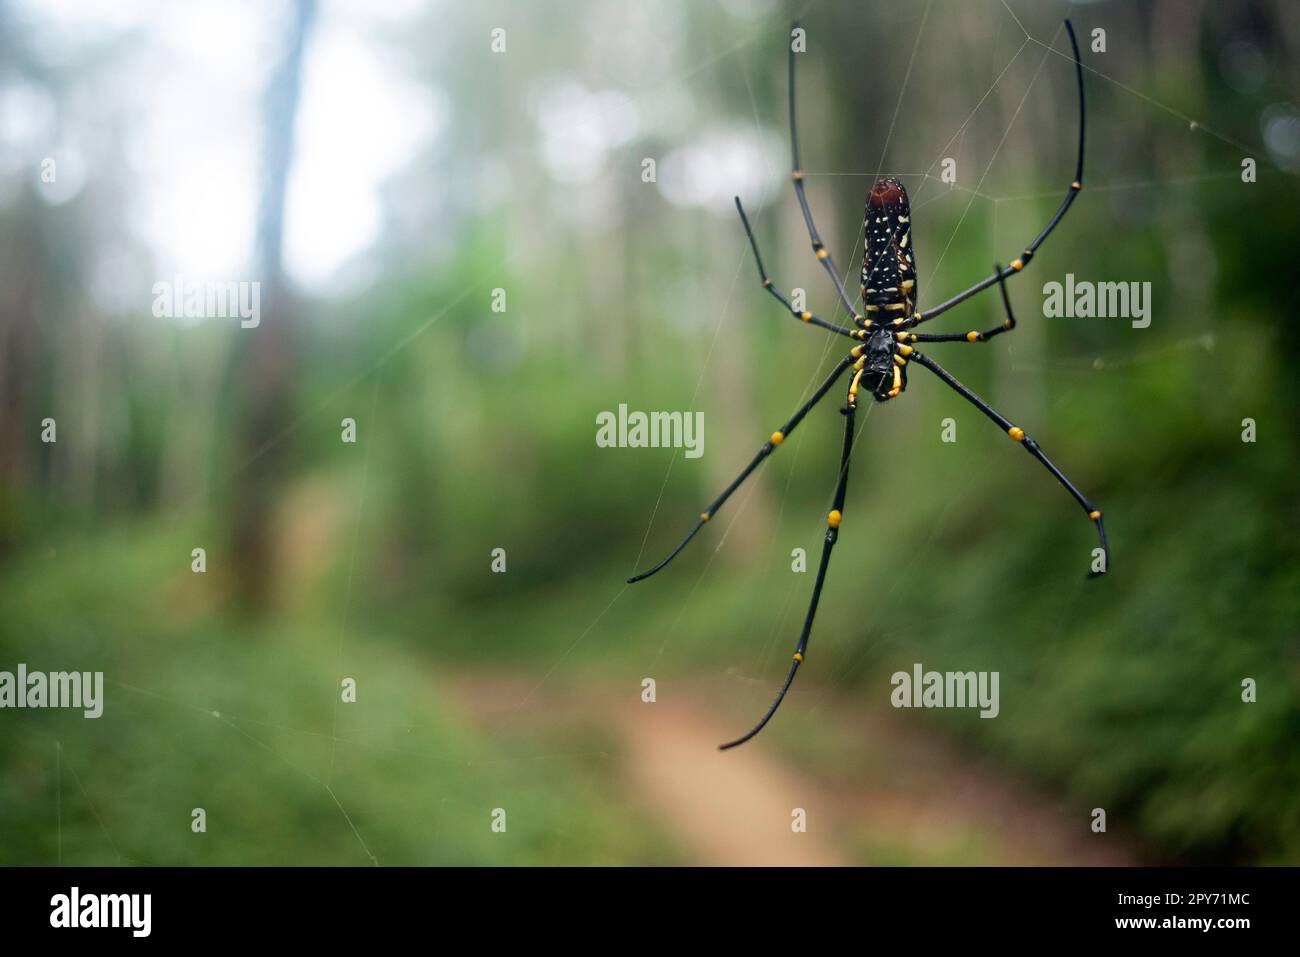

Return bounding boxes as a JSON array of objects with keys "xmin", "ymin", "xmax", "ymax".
[
  {"xmin": 720, "ymin": 392, "xmax": 858, "ymax": 749},
  {"xmin": 909, "ymin": 349, "xmax": 1108, "ymax": 575},
  {"xmin": 911, "ymin": 19, "xmax": 1085, "ymax": 329},
  {"xmin": 627, "ymin": 353, "xmax": 856, "ymax": 584},
  {"xmin": 735, "ymin": 197, "xmax": 863, "ymax": 339},
  {"xmin": 788, "ymin": 21, "xmax": 858, "ymax": 319},
  {"xmin": 906, "ymin": 264, "xmax": 1017, "ymax": 343}
]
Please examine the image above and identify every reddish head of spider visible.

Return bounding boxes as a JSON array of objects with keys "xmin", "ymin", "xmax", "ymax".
[{"xmin": 867, "ymin": 177, "xmax": 909, "ymax": 210}]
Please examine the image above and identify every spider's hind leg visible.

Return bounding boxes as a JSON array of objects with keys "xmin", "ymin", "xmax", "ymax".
[
  {"xmin": 734, "ymin": 196, "xmax": 862, "ymax": 339},
  {"xmin": 910, "ymin": 20, "xmax": 1087, "ymax": 329},
  {"xmin": 906, "ymin": 265, "xmax": 1018, "ymax": 344},
  {"xmin": 787, "ymin": 20, "xmax": 858, "ymax": 319}
]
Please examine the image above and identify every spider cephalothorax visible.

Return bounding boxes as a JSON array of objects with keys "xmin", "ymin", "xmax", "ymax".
[
  {"xmin": 855, "ymin": 326, "xmax": 906, "ymax": 403},
  {"xmin": 629, "ymin": 20, "xmax": 1107, "ymax": 750}
]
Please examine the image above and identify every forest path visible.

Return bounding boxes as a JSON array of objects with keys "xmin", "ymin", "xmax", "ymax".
[{"xmin": 449, "ymin": 674, "xmax": 1136, "ymax": 866}]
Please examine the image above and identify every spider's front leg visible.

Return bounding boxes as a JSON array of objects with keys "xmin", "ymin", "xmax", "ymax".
[
  {"xmin": 734, "ymin": 197, "xmax": 864, "ymax": 340},
  {"xmin": 909, "ymin": 349, "xmax": 1109, "ymax": 576},
  {"xmin": 720, "ymin": 382, "xmax": 861, "ymax": 749},
  {"xmin": 627, "ymin": 351, "xmax": 859, "ymax": 584}
]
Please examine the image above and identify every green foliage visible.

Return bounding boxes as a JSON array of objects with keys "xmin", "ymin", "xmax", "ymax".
[
  {"xmin": 3, "ymin": 0, "xmax": 1298, "ymax": 865},
  {"xmin": 0, "ymin": 525, "xmax": 680, "ymax": 865}
]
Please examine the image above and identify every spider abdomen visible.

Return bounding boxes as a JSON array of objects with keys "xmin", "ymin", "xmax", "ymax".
[{"xmin": 861, "ymin": 177, "xmax": 918, "ymax": 318}]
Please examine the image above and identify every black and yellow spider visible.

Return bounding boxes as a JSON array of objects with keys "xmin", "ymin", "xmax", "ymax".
[{"xmin": 628, "ymin": 20, "xmax": 1107, "ymax": 749}]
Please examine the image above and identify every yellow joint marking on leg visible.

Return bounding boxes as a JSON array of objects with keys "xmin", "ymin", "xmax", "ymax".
[
  {"xmin": 893, "ymin": 354, "xmax": 907, "ymax": 366},
  {"xmin": 892, "ymin": 365, "xmax": 902, "ymax": 390},
  {"xmin": 815, "ymin": 248, "xmax": 829, "ymax": 261},
  {"xmin": 1003, "ymin": 319, "xmax": 1013, "ymax": 329},
  {"xmin": 827, "ymin": 509, "xmax": 842, "ymax": 529},
  {"xmin": 800, "ymin": 311, "xmax": 812, "ymax": 321},
  {"xmin": 770, "ymin": 431, "xmax": 784, "ymax": 446},
  {"xmin": 1011, "ymin": 259, "xmax": 1024, "ymax": 271},
  {"xmin": 892, "ymin": 317, "xmax": 905, "ymax": 326},
  {"xmin": 851, "ymin": 345, "xmax": 865, "ymax": 358},
  {"xmin": 792, "ymin": 651, "xmax": 804, "ymax": 663},
  {"xmin": 1008, "ymin": 426, "xmax": 1025, "ymax": 442},
  {"xmin": 792, "ymin": 169, "xmax": 804, "ymax": 181},
  {"xmin": 762, "ymin": 278, "xmax": 772, "ymax": 287},
  {"xmin": 1071, "ymin": 180, "xmax": 1082, "ymax": 190},
  {"xmin": 853, "ymin": 314, "xmax": 865, "ymax": 324},
  {"xmin": 887, "ymin": 387, "xmax": 900, "ymax": 398},
  {"xmin": 913, "ymin": 311, "xmax": 922, "ymax": 322},
  {"xmin": 909, "ymin": 333, "xmax": 918, "ymax": 343},
  {"xmin": 966, "ymin": 330, "xmax": 980, "ymax": 342},
  {"xmin": 848, "ymin": 369, "xmax": 864, "ymax": 405},
  {"xmin": 1089, "ymin": 510, "xmax": 1102, "ymax": 521},
  {"xmin": 898, "ymin": 343, "xmax": 914, "ymax": 356},
  {"xmin": 700, "ymin": 512, "xmax": 711, "ymax": 522}
]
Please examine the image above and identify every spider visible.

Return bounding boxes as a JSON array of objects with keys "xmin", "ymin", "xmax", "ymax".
[{"xmin": 627, "ymin": 19, "xmax": 1107, "ymax": 750}]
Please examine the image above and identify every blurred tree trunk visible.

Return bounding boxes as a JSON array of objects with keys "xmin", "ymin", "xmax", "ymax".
[
  {"xmin": 0, "ymin": 0, "xmax": 46, "ymax": 556},
  {"xmin": 230, "ymin": 0, "xmax": 316, "ymax": 615},
  {"xmin": 706, "ymin": 213, "xmax": 770, "ymax": 565},
  {"xmin": 0, "ymin": 195, "xmax": 42, "ymax": 557},
  {"xmin": 991, "ymin": 58, "xmax": 1046, "ymax": 421}
]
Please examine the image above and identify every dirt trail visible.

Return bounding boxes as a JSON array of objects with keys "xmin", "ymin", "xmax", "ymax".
[
  {"xmin": 451, "ymin": 675, "xmax": 1135, "ymax": 866},
  {"xmin": 620, "ymin": 700, "xmax": 850, "ymax": 865}
]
